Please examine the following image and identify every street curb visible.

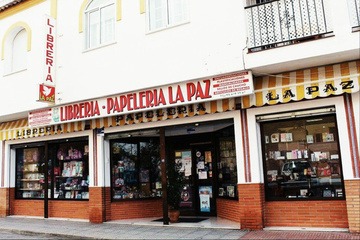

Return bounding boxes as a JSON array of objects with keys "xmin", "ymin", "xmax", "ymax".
[{"xmin": 0, "ymin": 228, "xmax": 101, "ymax": 240}]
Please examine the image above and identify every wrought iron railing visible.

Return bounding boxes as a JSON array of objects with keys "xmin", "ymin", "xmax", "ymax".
[
  {"xmin": 245, "ymin": 0, "xmax": 333, "ymax": 51},
  {"xmin": 348, "ymin": 0, "xmax": 360, "ymax": 29}
]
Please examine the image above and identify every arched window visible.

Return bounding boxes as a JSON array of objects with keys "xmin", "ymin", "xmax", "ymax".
[
  {"xmin": 84, "ymin": 0, "xmax": 115, "ymax": 49},
  {"xmin": 11, "ymin": 29, "xmax": 27, "ymax": 72},
  {"xmin": 3, "ymin": 26, "xmax": 29, "ymax": 75}
]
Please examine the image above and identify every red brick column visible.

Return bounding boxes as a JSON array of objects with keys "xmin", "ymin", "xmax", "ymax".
[
  {"xmin": 0, "ymin": 188, "xmax": 9, "ymax": 217},
  {"xmin": 238, "ymin": 183, "xmax": 264, "ymax": 231},
  {"xmin": 89, "ymin": 187, "xmax": 107, "ymax": 223},
  {"xmin": 217, "ymin": 198, "xmax": 240, "ymax": 224},
  {"xmin": 345, "ymin": 179, "xmax": 360, "ymax": 233}
]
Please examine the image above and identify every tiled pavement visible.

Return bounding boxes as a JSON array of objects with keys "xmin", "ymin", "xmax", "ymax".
[
  {"xmin": 0, "ymin": 217, "xmax": 359, "ymax": 239},
  {"xmin": 242, "ymin": 230, "xmax": 360, "ymax": 239}
]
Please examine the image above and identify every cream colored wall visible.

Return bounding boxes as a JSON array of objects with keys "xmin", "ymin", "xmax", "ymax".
[{"xmin": 1, "ymin": 0, "xmax": 358, "ymax": 120}]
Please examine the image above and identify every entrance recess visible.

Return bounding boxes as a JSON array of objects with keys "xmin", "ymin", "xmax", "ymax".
[
  {"xmin": 166, "ymin": 119, "xmax": 235, "ymax": 217},
  {"xmin": 174, "ymin": 144, "xmax": 216, "ymax": 216}
]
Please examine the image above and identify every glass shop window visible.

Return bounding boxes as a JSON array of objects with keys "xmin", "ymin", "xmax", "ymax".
[
  {"xmin": 52, "ymin": 141, "xmax": 89, "ymax": 199},
  {"xmin": 261, "ymin": 114, "xmax": 345, "ymax": 200},
  {"xmin": 16, "ymin": 147, "xmax": 45, "ymax": 199},
  {"xmin": 111, "ymin": 138, "xmax": 162, "ymax": 200},
  {"xmin": 15, "ymin": 139, "xmax": 89, "ymax": 200},
  {"xmin": 217, "ymin": 126, "xmax": 238, "ymax": 199}
]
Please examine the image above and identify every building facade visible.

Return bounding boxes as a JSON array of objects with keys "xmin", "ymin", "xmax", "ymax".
[{"xmin": 0, "ymin": 0, "xmax": 359, "ymax": 233}]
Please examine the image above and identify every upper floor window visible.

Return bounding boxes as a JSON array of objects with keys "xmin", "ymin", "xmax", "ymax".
[
  {"xmin": 348, "ymin": 0, "xmax": 360, "ymax": 31},
  {"xmin": 84, "ymin": 0, "xmax": 115, "ymax": 50},
  {"xmin": 3, "ymin": 27, "xmax": 28, "ymax": 75},
  {"xmin": 246, "ymin": 0, "xmax": 271, "ymax": 6},
  {"xmin": 12, "ymin": 29, "xmax": 27, "ymax": 72},
  {"xmin": 147, "ymin": 0, "xmax": 189, "ymax": 32}
]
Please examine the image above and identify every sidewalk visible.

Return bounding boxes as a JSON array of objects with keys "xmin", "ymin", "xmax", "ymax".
[{"xmin": 0, "ymin": 216, "xmax": 359, "ymax": 239}]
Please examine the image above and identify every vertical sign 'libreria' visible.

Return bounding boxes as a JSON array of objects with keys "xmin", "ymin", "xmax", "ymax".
[{"xmin": 39, "ymin": 15, "xmax": 56, "ymax": 103}]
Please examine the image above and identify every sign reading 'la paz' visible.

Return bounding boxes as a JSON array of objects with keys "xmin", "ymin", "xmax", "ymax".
[
  {"xmin": 29, "ymin": 71, "xmax": 253, "ymax": 127},
  {"xmin": 265, "ymin": 79, "xmax": 355, "ymax": 102}
]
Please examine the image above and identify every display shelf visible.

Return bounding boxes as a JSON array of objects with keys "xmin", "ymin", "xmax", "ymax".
[
  {"xmin": 58, "ymin": 158, "xmax": 85, "ymax": 162},
  {"xmin": 19, "ymin": 189, "xmax": 42, "ymax": 191},
  {"xmin": 55, "ymin": 176, "xmax": 84, "ymax": 178},
  {"xmin": 60, "ymin": 188, "xmax": 88, "ymax": 191},
  {"xmin": 20, "ymin": 179, "xmax": 41, "ymax": 181}
]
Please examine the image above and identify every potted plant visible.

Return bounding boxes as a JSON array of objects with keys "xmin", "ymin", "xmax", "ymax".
[{"xmin": 166, "ymin": 160, "xmax": 185, "ymax": 223}]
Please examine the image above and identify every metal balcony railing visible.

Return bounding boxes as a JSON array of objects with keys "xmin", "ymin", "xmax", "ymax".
[
  {"xmin": 348, "ymin": 0, "xmax": 360, "ymax": 30},
  {"xmin": 245, "ymin": 0, "xmax": 333, "ymax": 51}
]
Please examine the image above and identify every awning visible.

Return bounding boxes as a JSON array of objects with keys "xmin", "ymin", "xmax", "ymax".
[
  {"xmin": 1, "ymin": 99, "xmax": 236, "ymax": 141},
  {"xmin": 241, "ymin": 61, "xmax": 360, "ymax": 108},
  {"xmin": 0, "ymin": 119, "xmax": 87, "ymax": 141}
]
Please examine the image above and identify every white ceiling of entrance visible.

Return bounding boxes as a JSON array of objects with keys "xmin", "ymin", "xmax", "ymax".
[
  {"xmin": 105, "ymin": 119, "xmax": 233, "ymax": 139},
  {"xmin": 165, "ymin": 119, "xmax": 233, "ymax": 137}
]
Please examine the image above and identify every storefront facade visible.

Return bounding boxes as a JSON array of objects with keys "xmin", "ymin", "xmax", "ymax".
[
  {"xmin": 0, "ymin": 61, "xmax": 359, "ymax": 233},
  {"xmin": 0, "ymin": 71, "xmax": 249, "ymax": 225},
  {"xmin": 239, "ymin": 60, "xmax": 360, "ymax": 232}
]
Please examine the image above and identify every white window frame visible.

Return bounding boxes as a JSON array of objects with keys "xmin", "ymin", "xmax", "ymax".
[
  {"xmin": 146, "ymin": 0, "xmax": 190, "ymax": 33},
  {"xmin": 84, "ymin": 0, "xmax": 116, "ymax": 50}
]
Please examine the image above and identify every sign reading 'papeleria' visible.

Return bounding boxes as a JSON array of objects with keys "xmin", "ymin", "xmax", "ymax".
[{"xmin": 28, "ymin": 71, "xmax": 254, "ymax": 127}]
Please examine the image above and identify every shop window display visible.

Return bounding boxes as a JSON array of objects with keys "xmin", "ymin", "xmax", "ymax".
[
  {"xmin": 52, "ymin": 141, "xmax": 89, "ymax": 199},
  {"xmin": 217, "ymin": 137, "xmax": 238, "ymax": 199},
  {"xmin": 15, "ymin": 139, "xmax": 89, "ymax": 200},
  {"xmin": 16, "ymin": 147, "xmax": 45, "ymax": 199},
  {"xmin": 261, "ymin": 115, "xmax": 345, "ymax": 200},
  {"xmin": 111, "ymin": 138, "xmax": 162, "ymax": 200}
]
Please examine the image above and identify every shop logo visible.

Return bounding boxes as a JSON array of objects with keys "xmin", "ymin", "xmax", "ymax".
[{"xmin": 39, "ymin": 84, "xmax": 55, "ymax": 103}]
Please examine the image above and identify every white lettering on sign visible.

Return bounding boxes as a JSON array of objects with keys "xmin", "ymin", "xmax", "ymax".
[{"xmin": 29, "ymin": 109, "xmax": 52, "ymax": 127}]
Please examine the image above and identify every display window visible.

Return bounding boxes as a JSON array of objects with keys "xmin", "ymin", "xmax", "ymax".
[
  {"xmin": 217, "ymin": 137, "xmax": 238, "ymax": 199},
  {"xmin": 51, "ymin": 141, "xmax": 89, "ymax": 199},
  {"xmin": 216, "ymin": 125, "xmax": 238, "ymax": 200},
  {"xmin": 15, "ymin": 138, "xmax": 89, "ymax": 200},
  {"xmin": 16, "ymin": 147, "xmax": 45, "ymax": 199},
  {"xmin": 260, "ymin": 114, "xmax": 345, "ymax": 200},
  {"xmin": 110, "ymin": 138, "xmax": 162, "ymax": 200}
]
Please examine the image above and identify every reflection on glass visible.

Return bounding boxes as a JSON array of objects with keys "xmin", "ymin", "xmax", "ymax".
[
  {"xmin": 262, "ymin": 115, "xmax": 344, "ymax": 200},
  {"xmin": 16, "ymin": 147, "xmax": 45, "ymax": 199},
  {"xmin": 111, "ymin": 138, "xmax": 162, "ymax": 200}
]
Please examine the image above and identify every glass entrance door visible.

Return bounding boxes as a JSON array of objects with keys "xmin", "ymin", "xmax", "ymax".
[{"xmin": 175, "ymin": 150, "xmax": 196, "ymax": 215}]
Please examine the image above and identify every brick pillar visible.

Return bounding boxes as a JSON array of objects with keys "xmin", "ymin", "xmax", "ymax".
[
  {"xmin": 89, "ymin": 187, "xmax": 106, "ymax": 223},
  {"xmin": 345, "ymin": 179, "xmax": 360, "ymax": 233},
  {"xmin": 0, "ymin": 188, "xmax": 9, "ymax": 217},
  {"xmin": 238, "ymin": 183, "xmax": 264, "ymax": 231}
]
